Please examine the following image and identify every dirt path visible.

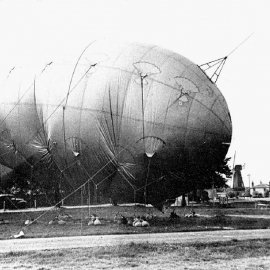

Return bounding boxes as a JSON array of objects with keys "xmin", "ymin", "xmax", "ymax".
[
  {"xmin": 228, "ymin": 214, "xmax": 270, "ymax": 219},
  {"xmin": 1, "ymin": 229, "xmax": 270, "ymax": 253}
]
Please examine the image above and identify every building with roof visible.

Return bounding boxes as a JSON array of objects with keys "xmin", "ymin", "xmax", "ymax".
[{"xmin": 250, "ymin": 182, "xmax": 270, "ymax": 197}]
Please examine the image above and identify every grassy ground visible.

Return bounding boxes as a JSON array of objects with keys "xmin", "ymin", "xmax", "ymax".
[
  {"xmin": 1, "ymin": 205, "xmax": 270, "ymax": 239},
  {"xmin": 1, "ymin": 239, "xmax": 270, "ymax": 269}
]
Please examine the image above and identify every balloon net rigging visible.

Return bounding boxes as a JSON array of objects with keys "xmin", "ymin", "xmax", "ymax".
[
  {"xmin": 199, "ymin": 57, "xmax": 227, "ymax": 84},
  {"xmin": 0, "ymin": 69, "xmax": 170, "ymax": 237},
  {"xmin": 0, "ymin": 41, "xmax": 232, "ymax": 237}
]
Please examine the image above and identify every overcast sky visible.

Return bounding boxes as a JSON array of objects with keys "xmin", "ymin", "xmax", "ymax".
[{"xmin": 0, "ymin": 0, "xmax": 269, "ymax": 187}]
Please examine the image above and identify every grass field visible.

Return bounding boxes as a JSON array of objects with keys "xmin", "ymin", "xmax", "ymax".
[
  {"xmin": 1, "ymin": 205, "xmax": 270, "ymax": 239},
  {"xmin": 1, "ymin": 239, "xmax": 270, "ymax": 269},
  {"xmin": 2, "ymin": 205, "xmax": 270, "ymax": 269}
]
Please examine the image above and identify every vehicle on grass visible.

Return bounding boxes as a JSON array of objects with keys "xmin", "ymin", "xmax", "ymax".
[
  {"xmin": 252, "ymin": 193, "xmax": 263, "ymax": 198},
  {"xmin": 0, "ymin": 194, "xmax": 27, "ymax": 209}
]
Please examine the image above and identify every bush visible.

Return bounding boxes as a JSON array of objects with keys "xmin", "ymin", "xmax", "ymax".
[
  {"xmin": 227, "ymin": 191, "xmax": 236, "ymax": 198},
  {"xmin": 252, "ymin": 191, "xmax": 263, "ymax": 198}
]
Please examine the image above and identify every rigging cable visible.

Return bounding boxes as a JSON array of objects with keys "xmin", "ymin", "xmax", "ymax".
[
  {"xmin": 62, "ymin": 41, "xmax": 96, "ymax": 154},
  {"xmin": 199, "ymin": 33, "xmax": 254, "ymax": 83}
]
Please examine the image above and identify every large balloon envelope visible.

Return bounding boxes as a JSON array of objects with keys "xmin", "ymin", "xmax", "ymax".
[{"xmin": 0, "ymin": 41, "xmax": 232, "ymax": 206}]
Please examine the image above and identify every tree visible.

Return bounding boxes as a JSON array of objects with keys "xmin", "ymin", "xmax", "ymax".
[
  {"xmin": 148, "ymin": 145, "xmax": 232, "ymax": 209},
  {"xmin": 1, "ymin": 158, "xmax": 63, "ymax": 206}
]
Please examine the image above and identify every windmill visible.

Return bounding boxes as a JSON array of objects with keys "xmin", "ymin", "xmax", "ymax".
[{"xmin": 232, "ymin": 152, "xmax": 245, "ymax": 192}]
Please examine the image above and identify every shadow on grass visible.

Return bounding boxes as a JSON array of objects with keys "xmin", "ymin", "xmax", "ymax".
[{"xmin": 1, "ymin": 205, "xmax": 270, "ymax": 239}]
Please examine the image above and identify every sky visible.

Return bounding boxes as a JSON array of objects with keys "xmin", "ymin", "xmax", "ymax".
[{"xmin": 0, "ymin": 0, "xmax": 269, "ymax": 187}]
